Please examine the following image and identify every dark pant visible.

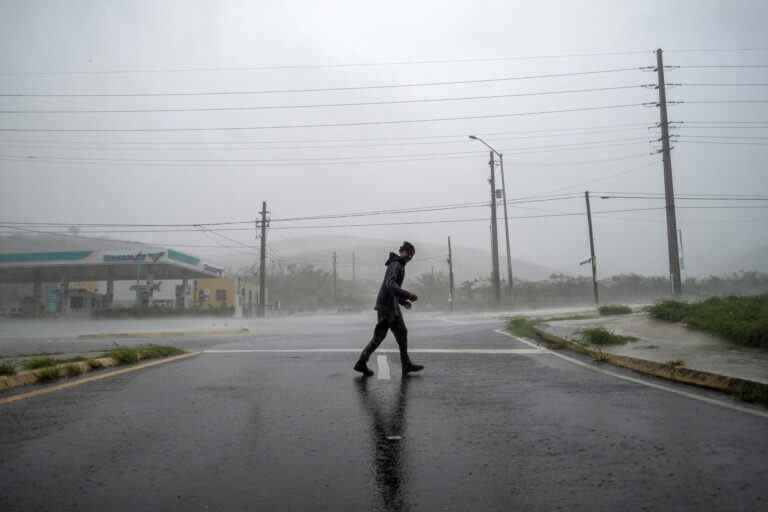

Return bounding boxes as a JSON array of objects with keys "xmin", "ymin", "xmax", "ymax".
[{"xmin": 358, "ymin": 311, "xmax": 411, "ymax": 366}]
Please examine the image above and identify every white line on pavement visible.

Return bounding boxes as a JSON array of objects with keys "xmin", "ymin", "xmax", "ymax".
[
  {"xmin": 377, "ymin": 355, "xmax": 391, "ymax": 380},
  {"xmin": 493, "ymin": 329, "xmax": 768, "ymax": 420},
  {"xmin": 202, "ymin": 348, "xmax": 545, "ymax": 354}
]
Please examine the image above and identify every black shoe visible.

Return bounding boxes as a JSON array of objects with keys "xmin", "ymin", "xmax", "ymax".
[
  {"xmin": 354, "ymin": 361, "xmax": 374, "ymax": 377},
  {"xmin": 402, "ymin": 363, "xmax": 424, "ymax": 375}
]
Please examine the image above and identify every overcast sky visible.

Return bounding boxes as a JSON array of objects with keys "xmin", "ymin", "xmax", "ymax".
[{"xmin": 1, "ymin": 0, "xmax": 766, "ymax": 278}]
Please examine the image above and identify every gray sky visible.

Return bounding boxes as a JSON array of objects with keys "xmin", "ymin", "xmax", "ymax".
[{"xmin": 1, "ymin": 0, "xmax": 766, "ymax": 278}]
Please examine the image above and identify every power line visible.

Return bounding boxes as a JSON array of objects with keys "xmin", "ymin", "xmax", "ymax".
[
  {"xmin": 0, "ymin": 55, "xmax": 652, "ymax": 76},
  {"xmin": 0, "ymin": 136, "xmax": 653, "ymax": 155},
  {"xmin": 682, "ymin": 83, "xmax": 768, "ymax": 87},
  {"xmin": 0, "ymin": 151, "xmax": 655, "ymax": 168},
  {"xmin": 0, "ymin": 122, "xmax": 653, "ymax": 145},
  {"xmin": 0, "ymin": 68, "xmax": 645, "ymax": 97},
  {"xmin": 0, "ymin": 102, "xmax": 649, "ymax": 133},
  {"xmin": 675, "ymin": 65, "xmax": 768, "ymax": 69},
  {"xmin": 0, "ymin": 85, "xmax": 652, "ymax": 114}
]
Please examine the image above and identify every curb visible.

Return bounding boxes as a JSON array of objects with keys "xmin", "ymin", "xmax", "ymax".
[
  {"xmin": 532, "ymin": 325, "xmax": 768, "ymax": 405},
  {"xmin": 78, "ymin": 327, "xmax": 249, "ymax": 340},
  {"xmin": 0, "ymin": 352, "xmax": 199, "ymax": 404},
  {"xmin": 0, "ymin": 352, "xmax": 196, "ymax": 394}
]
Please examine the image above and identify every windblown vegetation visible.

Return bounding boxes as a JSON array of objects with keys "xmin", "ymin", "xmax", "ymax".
[
  {"xmin": 598, "ymin": 304, "xmax": 633, "ymax": 316},
  {"xmin": 649, "ymin": 295, "xmax": 768, "ymax": 348},
  {"xmin": 579, "ymin": 327, "xmax": 637, "ymax": 346}
]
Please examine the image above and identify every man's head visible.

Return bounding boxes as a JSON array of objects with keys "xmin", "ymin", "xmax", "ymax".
[{"xmin": 399, "ymin": 241, "xmax": 416, "ymax": 261}]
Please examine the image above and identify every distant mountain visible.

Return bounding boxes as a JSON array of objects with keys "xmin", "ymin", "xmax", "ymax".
[
  {"xmin": 222, "ymin": 235, "xmax": 559, "ymax": 283},
  {"xmin": 0, "ymin": 233, "xmax": 560, "ymax": 282}
]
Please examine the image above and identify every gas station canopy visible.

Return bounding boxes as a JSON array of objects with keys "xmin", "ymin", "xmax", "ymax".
[{"xmin": 0, "ymin": 247, "xmax": 225, "ymax": 284}]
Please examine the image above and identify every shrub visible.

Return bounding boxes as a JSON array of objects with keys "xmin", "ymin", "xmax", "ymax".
[
  {"xmin": 506, "ymin": 316, "xmax": 537, "ymax": 338},
  {"xmin": 87, "ymin": 358, "xmax": 104, "ymax": 369},
  {"xmin": 650, "ymin": 295, "xmax": 768, "ymax": 348},
  {"xmin": 648, "ymin": 300, "xmax": 691, "ymax": 322},
  {"xmin": 598, "ymin": 304, "xmax": 632, "ymax": 316},
  {"xmin": 63, "ymin": 363, "xmax": 84, "ymax": 377},
  {"xmin": 580, "ymin": 327, "xmax": 637, "ymax": 346},
  {"xmin": 36, "ymin": 366, "xmax": 61, "ymax": 382},
  {"xmin": 22, "ymin": 356, "xmax": 57, "ymax": 371},
  {"xmin": 0, "ymin": 361, "xmax": 16, "ymax": 376},
  {"xmin": 109, "ymin": 348, "xmax": 140, "ymax": 365},
  {"xmin": 109, "ymin": 345, "xmax": 184, "ymax": 365}
]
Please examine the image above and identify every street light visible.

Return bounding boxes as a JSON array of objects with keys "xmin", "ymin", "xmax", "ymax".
[{"xmin": 469, "ymin": 135, "xmax": 514, "ymax": 300}]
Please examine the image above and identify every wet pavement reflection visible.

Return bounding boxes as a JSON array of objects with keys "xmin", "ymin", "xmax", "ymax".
[{"xmin": 355, "ymin": 376, "xmax": 414, "ymax": 512}]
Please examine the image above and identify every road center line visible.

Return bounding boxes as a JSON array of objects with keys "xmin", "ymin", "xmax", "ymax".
[
  {"xmin": 202, "ymin": 348, "xmax": 545, "ymax": 354},
  {"xmin": 493, "ymin": 329, "xmax": 768, "ymax": 420},
  {"xmin": 377, "ymin": 355, "xmax": 391, "ymax": 380}
]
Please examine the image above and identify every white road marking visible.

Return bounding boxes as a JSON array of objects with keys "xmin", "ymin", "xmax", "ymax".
[
  {"xmin": 377, "ymin": 355, "xmax": 391, "ymax": 380},
  {"xmin": 493, "ymin": 329, "xmax": 768, "ymax": 420},
  {"xmin": 203, "ymin": 348, "xmax": 545, "ymax": 354}
]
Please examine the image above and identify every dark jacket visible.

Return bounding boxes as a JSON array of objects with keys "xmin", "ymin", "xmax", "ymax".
[{"xmin": 375, "ymin": 252, "xmax": 415, "ymax": 316}]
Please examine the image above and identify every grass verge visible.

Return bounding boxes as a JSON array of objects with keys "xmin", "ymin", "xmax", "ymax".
[
  {"xmin": 109, "ymin": 345, "xmax": 185, "ymax": 365},
  {"xmin": 649, "ymin": 295, "xmax": 768, "ymax": 348},
  {"xmin": 0, "ymin": 361, "xmax": 16, "ymax": 376},
  {"xmin": 36, "ymin": 366, "xmax": 62, "ymax": 382},
  {"xmin": 579, "ymin": 327, "xmax": 638, "ymax": 346},
  {"xmin": 506, "ymin": 316, "xmax": 538, "ymax": 338},
  {"xmin": 598, "ymin": 304, "xmax": 632, "ymax": 316}
]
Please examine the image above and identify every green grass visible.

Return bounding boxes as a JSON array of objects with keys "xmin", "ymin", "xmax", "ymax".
[
  {"xmin": 36, "ymin": 366, "xmax": 61, "ymax": 382},
  {"xmin": 598, "ymin": 304, "xmax": 633, "ymax": 316},
  {"xmin": 22, "ymin": 356, "xmax": 57, "ymax": 371},
  {"xmin": 579, "ymin": 327, "xmax": 637, "ymax": 346},
  {"xmin": 649, "ymin": 295, "xmax": 768, "ymax": 348},
  {"xmin": 506, "ymin": 316, "xmax": 538, "ymax": 338},
  {"xmin": 0, "ymin": 360, "xmax": 16, "ymax": 376},
  {"xmin": 109, "ymin": 345, "xmax": 185, "ymax": 365}
]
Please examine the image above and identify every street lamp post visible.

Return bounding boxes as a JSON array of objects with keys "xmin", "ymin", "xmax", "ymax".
[{"xmin": 470, "ymin": 135, "xmax": 513, "ymax": 300}]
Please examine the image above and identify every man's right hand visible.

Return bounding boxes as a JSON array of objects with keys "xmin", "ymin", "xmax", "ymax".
[{"xmin": 409, "ymin": 294, "xmax": 418, "ymax": 302}]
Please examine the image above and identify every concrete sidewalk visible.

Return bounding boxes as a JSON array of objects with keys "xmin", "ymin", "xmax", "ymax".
[{"xmin": 541, "ymin": 313, "xmax": 768, "ymax": 385}]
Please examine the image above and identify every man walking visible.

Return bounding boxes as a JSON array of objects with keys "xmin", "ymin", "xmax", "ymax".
[{"xmin": 354, "ymin": 242, "xmax": 424, "ymax": 377}]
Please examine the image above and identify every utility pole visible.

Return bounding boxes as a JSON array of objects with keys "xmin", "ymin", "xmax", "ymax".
[
  {"xmin": 488, "ymin": 150, "xmax": 501, "ymax": 305},
  {"xmin": 656, "ymin": 48, "xmax": 683, "ymax": 296},
  {"xmin": 447, "ymin": 236, "xmax": 455, "ymax": 312},
  {"xmin": 332, "ymin": 251, "xmax": 338, "ymax": 305},
  {"xmin": 584, "ymin": 191, "xmax": 599, "ymax": 306},
  {"xmin": 257, "ymin": 201, "xmax": 268, "ymax": 318},
  {"xmin": 498, "ymin": 153, "xmax": 514, "ymax": 296}
]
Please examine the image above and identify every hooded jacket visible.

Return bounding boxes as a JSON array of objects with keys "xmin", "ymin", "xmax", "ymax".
[{"xmin": 375, "ymin": 252, "xmax": 415, "ymax": 316}]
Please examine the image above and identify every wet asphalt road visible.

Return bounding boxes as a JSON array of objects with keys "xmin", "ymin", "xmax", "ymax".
[{"xmin": 1, "ymin": 313, "xmax": 768, "ymax": 511}]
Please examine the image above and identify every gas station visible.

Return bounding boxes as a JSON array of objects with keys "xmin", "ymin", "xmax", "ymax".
[{"xmin": 0, "ymin": 246, "xmax": 226, "ymax": 316}]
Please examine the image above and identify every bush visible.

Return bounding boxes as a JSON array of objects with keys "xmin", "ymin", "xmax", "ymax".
[
  {"xmin": 63, "ymin": 363, "xmax": 84, "ymax": 377},
  {"xmin": 22, "ymin": 356, "xmax": 57, "ymax": 371},
  {"xmin": 36, "ymin": 366, "xmax": 61, "ymax": 382},
  {"xmin": 648, "ymin": 300, "xmax": 691, "ymax": 322},
  {"xmin": 109, "ymin": 345, "xmax": 184, "ymax": 365},
  {"xmin": 650, "ymin": 295, "xmax": 768, "ymax": 348},
  {"xmin": 87, "ymin": 358, "xmax": 104, "ymax": 369},
  {"xmin": 109, "ymin": 348, "xmax": 140, "ymax": 365},
  {"xmin": 580, "ymin": 327, "xmax": 637, "ymax": 346},
  {"xmin": 598, "ymin": 304, "xmax": 632, "ymax": 316},
  {"xmin": 506, "ymin": 316, "xmax": 537, "ymax": 338},
  {"xmin": 0, "ymin": 361, "xmax": 16, "ymax": 376}
]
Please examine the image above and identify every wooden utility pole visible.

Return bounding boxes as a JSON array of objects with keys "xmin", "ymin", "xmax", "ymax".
[
  {"xmin": 656, "ymin": 48, "xmax": 683, "ymax": 296},
  {"xmin": 332, "ymin": 251, "xmax": 338, "ymax": 304},
  {"xmin": 488, "ymin": 150, "xmax": 501, "ymax": 305},
  {"xmin": 258, "ymin": 201, "xmax": 268, "ymax": 318},
  {"xmin": 585, "ymin": 191, "xmax": 599, "ymax": 306},
  {"xmin": 447, "ymin": 236, "xmax": 455, "ymax": 312}
]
